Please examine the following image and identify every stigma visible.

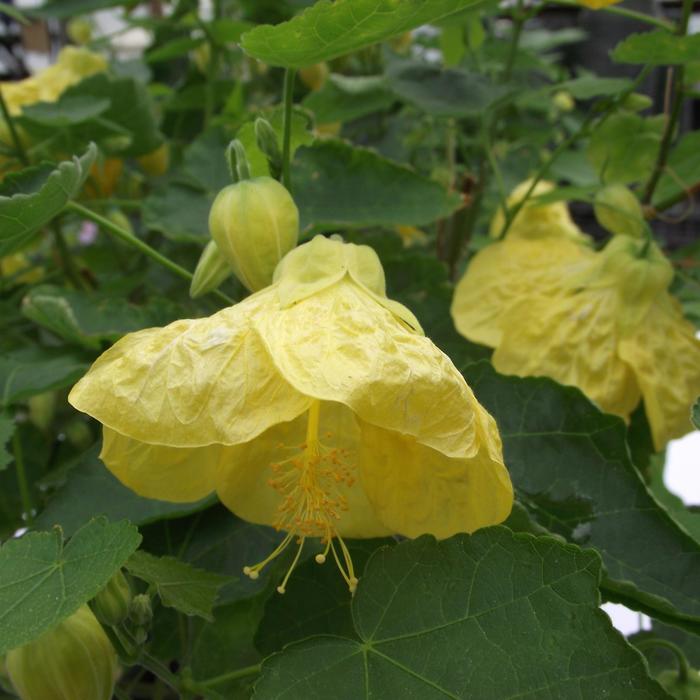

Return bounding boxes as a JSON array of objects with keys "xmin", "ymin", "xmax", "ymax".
[{"xmin": 242, "ymin": 401, "xmax": 359, "ymax": 594}]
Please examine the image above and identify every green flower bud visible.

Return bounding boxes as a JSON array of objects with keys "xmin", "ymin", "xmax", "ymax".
[
  {"xmin": 6, "ymin": 605, "xmax": 117, "ymax": 700},
  {"xmin": 594, "ymin": 184, "xmax": 646, "ymax": 239},
  {"xmin": 656, "ymin": 669, "xmax": 700, "ymax": 700},
  {"xmin": 64, "ymin": 418, "xmax": 93, "ymax": 450},
  {"xmin": 66, "ymin": 18, "xmax": 93, "ymax": 46},
  {"xmin": 552, "ymin": 90, "xmax": 575, "ymax": 112},
  {"xmin": 106, "ymin": 209, "xmax": 134, "ymax": 236},
  {"xmin": 129, "ymin": 593, "xmax": 153, "ymax": 628},
  {"xmin": 209, "ymin": 176, "xmax": 299, "ymax": 292},
  {"xmin": 91, "ymin": 570, "xmax": 132, "ymax": 627},
  {"xmin": 190, "ymin": 240, "xmax": 233, "ymax": 298},
  {"xmin": 621, "ymin": 92, "xmax": 653, "ymax": 112},
  {"xmin": 27, "ymin": 391, "xmax": 56, "ymax": 433}
]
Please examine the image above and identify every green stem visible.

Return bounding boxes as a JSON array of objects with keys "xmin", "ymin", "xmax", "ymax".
[
  {"xmin": 51, "ymin": 221, "xmax": 89, "ymax": 291},
  {"xmin": 139, "ymin": 652, "xmax": 182, "ymax": 694},
  {"xmin": 198, "ymin": 663, "xmax": 262, "ymax": 688},
  {"xmin": 65, "ymin": 201, "xmax": 234, "ymax": 305},
  {"xmin": 636, "ymin": 638, "xmax": 690, "ymax": 683},
  {"xmin": 12, "ymin": 429, "xmax": 33, "ymax": 525},
  {"xmin": 547, "ymin": 0, "xmax": 674, "ymax": 31},
  {"xmin": 642, "ymin": 0, "xmax": 693, "ymax": 203},
  {"xmin": 281, "ymin": 68, "xmax": 297, "ymax": 191},
  {"xmin": 503, "ymin": 0, "xmax": 525, "ymax": 82},
  {"xmin": 0, "ymin": 89, "xmax": 28, "ymax": 166}
]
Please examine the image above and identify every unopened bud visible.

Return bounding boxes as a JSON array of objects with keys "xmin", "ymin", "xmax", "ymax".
[
  {"xmin": 255, "ymin": 118, "xmax": 282, "ymax": 172},
  {"xmin": 129, "ymin": 593, "xmax": 153, "ymax": 628},
  {"xmin": 91, "ymin": 570, "xmax": 132, "ymax": 627},
  {"xmin": 552, "ymin": 91, "xmax": 575, "ymax": 112},
  {"xmin": 621, "ymin": 92, "xmax": 653, "ymax": 113},
  {"xmin": 6, "ymin": 605, "xmax": 117, "ymax": 700},
  {"xmin": 28, "ymin": 391, "xmax": 56, "ymax": 433},
  {"xmin": 209, "ymin": 176, "xmax": 299, "ymax": 292},
  {"xmin": 594, "ymin": 184, "xmax": 646, "ymax": 239},
  {"xmin": 190, "ymin": 240, "xmax": 233, "ymax": 298},
  {"xmin": 66, "ymin": 18, "xmax": 93, "ymax": 45}
]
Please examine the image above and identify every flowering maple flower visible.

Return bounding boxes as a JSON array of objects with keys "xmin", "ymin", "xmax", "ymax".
[
  {"xmin": 452, "ymin": 180, "xmax": 595, "ymax": 347},
  {"xmin": 465, "ymin": 233, "xmax": 700, "ymax": 451},
  {"xmin": 69, "ymin": 236, "xmax": 513, "ymax": 593}
]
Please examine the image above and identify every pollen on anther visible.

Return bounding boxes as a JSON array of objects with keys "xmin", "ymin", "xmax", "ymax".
[{"xmin": 315, "ymin": 553, "xmax": 326, "ymax": 564}]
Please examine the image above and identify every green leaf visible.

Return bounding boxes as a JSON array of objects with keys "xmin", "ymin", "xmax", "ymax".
[
  {"xmin": 557, "ymin": 76, "xmax": 632, "ymax": 100},
  {"xmin": 126, "ymin": 550, "xmax": 229, "ymax": 621},
  {"xmin": 146, "ymin": 36, "xmax": 205, "ymax": 63},
  {"xmin": 254, "ymin": 529, "xmax": 667, "ymax": 699},
  {"xmin": 652, "ymin": 131, "xmax": 700, "ymax": 207},
  {"xmin": 21, "ymin": 285, "xmax": 185, "ymax": 350},
  {"xmin": 693, "ymin": 397, "xmax": 700, "ymax": 430},
  {"xmin": 241, "ymin": 0, "xmax": 488, "ymax": 68},
  {"xmin": 0, "ymin": 144, "xmax": 96, "ymax": 256},
  {"xmin": 31, "ymin": 0, "xmax": 125, "ymax": 18},
  {"xmin": 20, "ymin": 96, "xmax": 111, "ymax": 128},
  {"xmin": 0, "ymin": 346, "xmax": 89, "ymax": 407},
  {"xmin": 303, "ymin": 74, "xmax": 395, "ymax": 125},
  {"xmin": 464, "ymin": 363, "xmax": 700, "ymax": 630},
  {"xmin": 35, "ymin": 445, "xmax": 212, "ymax": 537},
  {"xmin": 0, "ymin": 414, "xmax": 13, "ymax": 471},
  {"xmin": 387, "ymin": 62, "xmax": 511, "ymax": 116},
  {"xmin": 587, "ymin": 112, "xmax": 664, "ymax": 184},
  {"xmin": 293, "ymin": 141, "xmax": 462, "ymax": 231},
  {"xmin": 613, "ymin": 30, "xmax": 700, "ymax": 66},
  {"xmin": 0, "ymin": 517, "xmax": 141, "ymax": 654},
  {"xmin": 0, "ymin": 2, "xmax": 29, "ymax": 24}
]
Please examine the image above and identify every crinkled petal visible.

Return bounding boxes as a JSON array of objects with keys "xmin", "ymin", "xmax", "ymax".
[
  {"xmin": 101, "ymin": 427, "xmax": 220, "ymax": 502},
  {"xmin": 69, "ymin": 289, "xmax": 311, "ymax": 447},
  {"xmin": 493, "ymin": 291, "xmax": 641, "ymax": 418},
  {"xmin": 216, "ymin": 401, "xmax": 391, "ymax": 538},
  {"xmin": 358, "ymin": 412, "xmax": 512, "ymax": 538},
  {"xmin": 253, "ymin": 278, "xmax": 486, "ymax": 458},
  {"xmin": 618, "ymin": 298, "xmax": 700, "ymax": 450},
  {"xmin": 452, "ymin": 238, "xmax": 594, "ymax": 347}
]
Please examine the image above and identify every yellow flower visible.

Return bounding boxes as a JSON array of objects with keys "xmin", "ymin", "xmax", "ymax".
[
  {"xmin": 490, "ymin": 236, "xmax": 700, "ymax": 450},
  {"xmin": 576, "ymin": 0, "xmax": 622, "ymax": 8},
  {"xmin": 489, "ymin": 179, "xmax": 589, "ymax": 243},
  {"xmin": 452, "ymin": 181, "xmax": 594, "ymax": 347},
  {"xmin": 69, "ymin": 235, "xmax": 513, "ymax": 593}
]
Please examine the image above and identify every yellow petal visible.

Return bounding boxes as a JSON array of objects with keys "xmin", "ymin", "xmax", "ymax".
[
  {"xmin": 216, "ymin": 401, "xmax": 391, "ymax": 538},
  {"xmin": 101, "ymin": 427, "xmax": 220, "ymax": 502},
  {"xmin": 618, "ymin": 298, "xmax": 700, "ymax": 450},
  {"xmin": 493, "ymin": 290, "xmax": 641, "ymax": 418},
  {"xmin": 359, "ymin": 413, "xmax": 512, "ymax": 538},
  {"xmin": 254, "ymin": 278, "xmax": 485, "ymax": 458},
  {"xmin": 452, "ymin": 237, "xmax": 594, "ymax": 347},
  {"xmin": 68, "ymin": 289, "xmax": 311, "ymax": 447}
]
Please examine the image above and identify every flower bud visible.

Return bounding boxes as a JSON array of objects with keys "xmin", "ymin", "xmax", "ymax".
[
  {"xmin": 66, "ymin": 18, "xmax": 93, "ymax": 45},
  {"xmin": 28, "ymin": 391, "xmax": 57, "ymax": 433},
  {"xmin": 91, "ymin": 570, "xmax": 132, "ymax": 627},
  {"xmin": 621, "ymin": 92, "xmax": 653, "ymax": 113},
  {"xmin": 299, "ymin": 62, "xmax": 329, "ymax": 91},
  {"xmin": 6, "ymin": 605, "xmax": 117, "ymax": 700},
  {"xmin": 209, "ymin": 176, "xmax": 299, "ymax": 292},
  {"xmin": 190, "ymin": 240, "xmax": 233, "ymax": 298},
  {"xmin": 137, "ymin": 143, "xmax": 170, "ymax": 177},
  {"xmin": 129, "ymin": 593, "xmax": 153, "ymax": 628},
  {"xmin": 552, "ymin": 91, "xmax": 575, "ymax": 112},
  {"xmin": 594, "ymin": 184, "xmax": 646, "ymax": 239}
]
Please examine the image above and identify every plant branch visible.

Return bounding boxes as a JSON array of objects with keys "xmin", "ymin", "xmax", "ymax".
[
  {"xmin": 12, "ymin": 429, "xmax": 33, "ymax": 525},
  {"xmin": 65, "ymin": 201, "xmax": 234, "ymax": 305},
  {"xmin": 197, "ymin": 663, "xmax": 262, "ymax": 688},
  {"xmin": 642, "ymin": 0, "xmax": 694, "ymax": 203},
  {"xmin": 0, "ymin": 89, "xmax": 28, "ymax": 166},
  {"xmin": 281, "ymin": 68, "xmax": 297, "ymax": 191},
  {"xmin": 635, "ymin": 638, "xmax": 690, "ymax": 683}
]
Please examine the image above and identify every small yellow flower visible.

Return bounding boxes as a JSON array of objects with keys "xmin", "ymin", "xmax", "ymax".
[
  {"xmin": 452, "ymin": 181, "xmax": 594, "ymax": 347},
  {"xmin": 69, "ymin": 236, "xmax": 513, "ymax": 593},
  {"xmin": 487, "ymin": 236, "xmax": 700, "ymax": 450}
]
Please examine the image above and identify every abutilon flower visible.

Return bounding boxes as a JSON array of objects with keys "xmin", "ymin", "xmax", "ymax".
[
  {"xmin": 69, "ymin": 236, "xmax": 513, "ymax": 593},
  {"xmin": 452, "ymin": 180, "xmax": 594, "ymax": 347}
]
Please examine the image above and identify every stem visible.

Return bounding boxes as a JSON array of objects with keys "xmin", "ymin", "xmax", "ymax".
[
  {"xmin": 546, "ymin": 0, "xmax": 675, "ymax": 31},
  {"xmin": 139, "ymin": 652, "xmax": 182, "ymax": 694},
  {"xmin": 51, "ymin": 221, "xmax": 89, "ymax": 291},
  {"xmin": 0, "ymin": 89, "xmax": 28, "ymax": 166},
  {"xmin": 636, "ymin": 638, "xmax": 690, "ymax": 683},
  {"xmin": 65, "ymin": 201, "xmax": 234, "ymax": 305},
  {"xmin": 503, "ymin": 0, "xmax": 525, "ymax": 82},
  {"xmin": 198, "ymin": 663, "xmax": 262, "ymax": 688},
  {"xmin": 642, "ymin": 0, "xmax": 693, "ymax": 203},
  {"xmin": 12, "ymin": 429, "xmax": 33, "ymax": 525},
  {"xmin": 281, "ymin": 68, "xmax": 297, "ymax": 191}
]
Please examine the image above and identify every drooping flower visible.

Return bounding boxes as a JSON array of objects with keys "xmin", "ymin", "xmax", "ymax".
[
  {"xmin": 472, "ymin": 234, "xmax": 700, "ymax": 450},
  {"xmin": 452, "ymin": 180, "xmax": 594, "ymax": 347},
  {"xmin": 69, "ymin": 236, "xmax": 513, "ymax": 593}
]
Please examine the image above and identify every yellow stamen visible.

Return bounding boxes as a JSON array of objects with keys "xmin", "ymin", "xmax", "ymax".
[{"xmin": 241, "ymin": 400, "xmax": 359, "ymax": 593}]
